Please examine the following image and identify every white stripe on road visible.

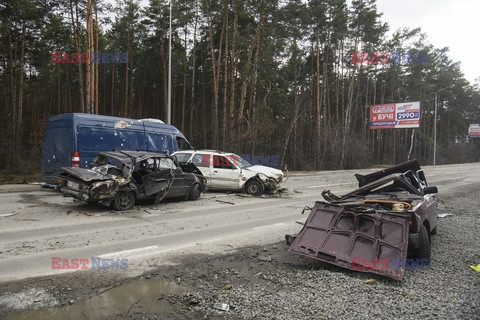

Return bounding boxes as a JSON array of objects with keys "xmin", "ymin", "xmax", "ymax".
[
  {"xmin": 306, "ymin": 182, "xmax": 354, "ymax": 189},
  {"xmin": 98, "ymin": 246, "xmax": 159, "ymax": 259},
  {"xmin": 253, "ymin": 222, "xmax": 286, "ymax": 230}
]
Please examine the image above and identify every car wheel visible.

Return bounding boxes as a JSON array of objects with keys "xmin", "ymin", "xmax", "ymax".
[
  {"xmin": 188, "ymin": 183, "xmax": 201, "ymax": 200},
  {"xmin": 413, "ymin": 224, "xmax": 430, "ymax": 262},
  {"xmin": 112, "ymin": 191, "xmax": 135, "ymax": 211},
  {"xmin": 245, "ymin": 180, "xmax": 264, "ymax": 196}
]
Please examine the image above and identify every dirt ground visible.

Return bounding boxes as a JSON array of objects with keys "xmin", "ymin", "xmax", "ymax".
[{"xmin": 0, "ymin": 171, "xmax": 42, "ymax": 185}]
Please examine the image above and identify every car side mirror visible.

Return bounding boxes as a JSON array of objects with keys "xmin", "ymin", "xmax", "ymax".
[{"xmin": 423, "ymin": 186, "xmax": 438, "ymax": 194}]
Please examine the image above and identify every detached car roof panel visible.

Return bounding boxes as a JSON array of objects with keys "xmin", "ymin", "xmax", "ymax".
[{"xmin": 289, "ymin": 201, "xmax": 410, "ymax": 280}]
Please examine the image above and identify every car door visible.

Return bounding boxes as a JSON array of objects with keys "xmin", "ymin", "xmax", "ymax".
[
  {"xmin": 142, "ymin": 158, "xmax": 174, "ymax": 197},
  {"xmin": 210, "ymin": 155, "xmax": 241, "ymax": 190},
  {"xmin": 191, "ymin": 153, "xmax": 212, "ymax": 184},
  {"xmin": 164, "ymin": 159, "xmax": 193, "ymax": 197}
]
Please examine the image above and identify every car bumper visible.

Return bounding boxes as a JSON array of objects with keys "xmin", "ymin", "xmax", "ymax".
[{"xmin": 60, "ymin": 187, "xmax": 94, "ymax": 202}]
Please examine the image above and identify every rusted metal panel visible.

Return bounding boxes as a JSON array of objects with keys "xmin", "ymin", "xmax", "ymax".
[{"xmin": 289, "ymin": 201, "xmax": 410, "ymax": 280}]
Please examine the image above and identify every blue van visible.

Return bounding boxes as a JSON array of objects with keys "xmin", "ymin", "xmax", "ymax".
[{"xmin": 42, "ymin": 113, "xmax": 192, "ymax": 183}]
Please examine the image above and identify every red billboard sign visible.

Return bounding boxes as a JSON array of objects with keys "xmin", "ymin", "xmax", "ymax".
[
  {"xmin": 469, "ymin": 124, "xmax": 480, "ymax": 138},
  {"xmin": 370, "ymin": 102, "xmax": 420, "ymax": 129}
]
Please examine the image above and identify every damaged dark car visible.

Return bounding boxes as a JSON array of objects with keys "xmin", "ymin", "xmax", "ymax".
[
  {"xmin": 57, "ymin": 151, "xmax": 207, "ymax": 211},
  {"xmin": 287, "ymin": 160, "xmax": 438, "ymax": 280}
]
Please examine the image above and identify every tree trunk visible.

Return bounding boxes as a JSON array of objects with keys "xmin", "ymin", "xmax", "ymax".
[
  {"xmin": 94, "ymin": 0, "xmax": 99, "ymax": 114},
  {"xmin": 17, "ymin": 20, "xmax": 26, "ymax": 144},
  {"xmin": 228, "ymin": 0, "xmax": 238, "ymax": 144},
  {"xmin": 85, "ymin": 0, "xmax": 94, "ymax": 114},
  {"xmin": 205, "ymin": 0, "xmax": 226, "ymax": 149},
  {"xmin": 70, "ymin": 0, "xmax": 85, "ymax": 112},
  {"xmin": 237, "ymin": 0, "xmax": 267, "ymax": 130},
  {"xmin": 189, "ymin": 3, "xmax": 198, "ymax": 139},
  {"xmin": 7, "ymin": 24, "xmax": 16, "ymax": 150},
  {"xmin": 221, "ymin": 3, "xmax": 229, "ymax": 149}
]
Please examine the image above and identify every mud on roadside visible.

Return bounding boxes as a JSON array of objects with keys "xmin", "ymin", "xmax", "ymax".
[{"xmin": 0, "ymin": 241, "xmax": 315, "ymax": 319}]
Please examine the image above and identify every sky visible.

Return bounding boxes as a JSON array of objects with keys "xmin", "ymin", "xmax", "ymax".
[{"xmin": 375, "ymin": 0, "xmax": 480, "ymax": 85}]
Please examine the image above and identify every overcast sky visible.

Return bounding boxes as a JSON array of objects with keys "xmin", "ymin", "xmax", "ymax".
[{"xmin": 375, "ymin": 0, "xmax": 480, "ymax": 85}]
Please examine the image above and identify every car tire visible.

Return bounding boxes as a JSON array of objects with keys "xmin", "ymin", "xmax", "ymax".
[
  {"xmin": 414, "ymin": 224, "xmax": 430, "ymax": 263},
  {"xmin": 245, "ymin": 180, "xmax": 264, "ymax": 196},
  {"xmin": 112, "ymin": 191, "xmax": 135, "ymax": 211},
  {"xmin": 188, "ymin": 183, "xmax": 201, "ymax": 200}
]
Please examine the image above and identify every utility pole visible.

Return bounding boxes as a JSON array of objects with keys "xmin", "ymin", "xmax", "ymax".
[{"xmin": 433, "ymin": 85, "xmax": 452, "ymax": 165}]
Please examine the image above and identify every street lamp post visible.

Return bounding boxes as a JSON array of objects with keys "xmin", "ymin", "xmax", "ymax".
[
  {"xmin": 433, "ymin": 85, "xmax": 452, "ymax": 165},
  {"xmin": 167, "ymin": 0, "xmax": 172, "ymax": 124}
]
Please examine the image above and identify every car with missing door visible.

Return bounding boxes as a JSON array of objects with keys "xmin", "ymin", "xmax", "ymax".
[
  {"xmin": 172, "ymin": 150, "xmax": 284, "ymax": 196},
  {"xmin": 57, "ymin": 150, "xmax": 206, "ymax": 210},
  {"xmin": 287, "ymin": 160, "xmax": 438, "ymax": 280}
]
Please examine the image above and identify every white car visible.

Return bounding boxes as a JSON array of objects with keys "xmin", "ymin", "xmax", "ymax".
[{"xmin": 172, "ymin": 150, "xmax": 284, "ymax": 196}]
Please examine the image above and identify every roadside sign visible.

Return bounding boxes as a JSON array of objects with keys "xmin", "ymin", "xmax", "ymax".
[
  {"xmin": 468, "ymin": 124, "xmax": 480, "ymax": 138},
  {"xmin": 370, "ymin": 101, "xmax": 420, "ymax": 129}
]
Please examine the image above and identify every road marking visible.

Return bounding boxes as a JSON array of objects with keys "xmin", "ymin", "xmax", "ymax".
[
  {"xmin": 306, "ymin": 182, "xmax": 354, "ymax": 189},
  {"xmin": 98, "ymin": 246, "xmax": 159, "ymax": 259},
  {"xmin": 253, "ymin": 222, "xmax": 286, "ymax": 230}
]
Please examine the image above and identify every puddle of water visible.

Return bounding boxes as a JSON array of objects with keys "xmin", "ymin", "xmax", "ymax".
[{"xmin": 5, "ymin": 279, "xmax": 184, "ymax": 320}]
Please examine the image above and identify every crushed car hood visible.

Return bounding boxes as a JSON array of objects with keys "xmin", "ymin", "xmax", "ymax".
[
  {"xmin": 289, "ymin": 201, "xmax": 410, "ymax": 280},
  {"xmin": 61, "ymin": 167, "xmax": 114, "ymax": 182},
  {"xmin": 178, "ymin": 162, "xmax": 203, "ymax": 176},
  {"xmin": 243, "ymin": 165, "xmax": 283, "ymax": 180}
]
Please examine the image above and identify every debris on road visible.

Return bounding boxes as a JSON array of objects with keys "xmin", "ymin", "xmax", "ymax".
[
  {"xmin": 0, "ymin": 213, "xmax": 18, "ymax": 217},
  {"xmin": 215, "ymin": 199, "xmax": 235, "ymax": 205},
  {"xmin": 438, "ymin": 213, "xmax": 453, "ymax": 218},
  {"xmin": 469, "ymin": 264, "xmax": 480, "ymax": 272},
  {"xmin": 212, "ymin": 302, "xmax": 230, "ymax": 311}
]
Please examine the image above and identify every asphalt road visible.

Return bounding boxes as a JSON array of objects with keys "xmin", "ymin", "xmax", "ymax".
[{"xmin": 0, "ymin": 162, "xmax": 478, "ymax": 284}]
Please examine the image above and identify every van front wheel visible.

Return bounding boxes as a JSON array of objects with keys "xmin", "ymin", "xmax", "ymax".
[{"xmin": 112, "ymin": 191, "xmax": 135, "ymax": 211}]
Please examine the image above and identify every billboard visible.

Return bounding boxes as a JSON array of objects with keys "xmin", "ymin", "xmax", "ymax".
[
  {"xmin": 468, "ymin": 124, "xmax": 480, "ymax": 138},
  {"xmin": 370, "ymin": 102, "xmax": 420, "ymax": 129}
]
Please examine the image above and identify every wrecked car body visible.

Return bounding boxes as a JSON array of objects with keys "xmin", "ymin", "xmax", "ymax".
[
  {"xmin": 288, "ymin": 160, "xmax": 438, "ymax": 280},
  {"xmin": 172, "ymin": 150, "xmax": 284, "ymax": 196},
  {"xmin": 57, "ymin": 151, "xmax": 206, "ymax": 211}
]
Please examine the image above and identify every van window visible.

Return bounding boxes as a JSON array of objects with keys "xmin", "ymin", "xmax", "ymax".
[
  {"xmin": 43, "ymin": 127, "xmax": 72, "ymax": 154},
  {"xmin": 146, "ymin": 133, "xmax": 174, "ymax": 153},
  {"xmin": 176, "ymin": 136, "xmax": 191, "ymax": 150},
  {"xmin": 174, "ymin": 153, "xmax": 192, "ymax": 163},
  {"xmin": 78, "ymin": 126, "xmax": 142, "ymax": 152}
]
